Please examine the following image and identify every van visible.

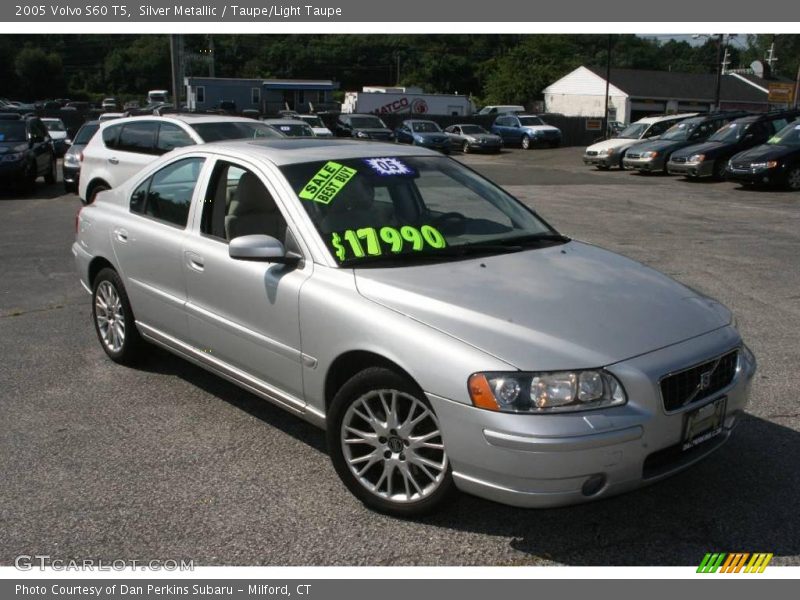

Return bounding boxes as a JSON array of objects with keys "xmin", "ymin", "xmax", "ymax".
[{"xmin": 147, "ymin": 90, "xmax": 169, "ymax": 104}]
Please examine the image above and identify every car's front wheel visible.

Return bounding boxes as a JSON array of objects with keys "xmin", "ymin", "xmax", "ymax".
[
  {"xmin": 462, "ymin": 141, "xmax": 471, "ymax": 154},
  {"xmin": 785, "ymin": 166, "xmax": 800, "ymax": 191},
  {"xmin": 327, "ymin": 367, "xmax": 454, "ymax": 516},
  {"xmin": 521, "ymin": 135, "xmax": 531, "ymax": 150},
  {"xmin": 92, "ymin": 268, "xmax": 145, "ymax": 364}
]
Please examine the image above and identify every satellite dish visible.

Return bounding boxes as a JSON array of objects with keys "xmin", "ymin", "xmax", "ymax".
[{"xmin": 751, "ymin": 60, "xmax": 771, "ymax": 79}]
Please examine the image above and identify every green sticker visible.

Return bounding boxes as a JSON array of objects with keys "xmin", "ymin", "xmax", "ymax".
[
  {"xmin": 330, "ymin": 225, "xmax": 447, "ymax": 262},
  {"xmin": 299, "ymin": 161, "xmax": 357, "ymax": 204}
]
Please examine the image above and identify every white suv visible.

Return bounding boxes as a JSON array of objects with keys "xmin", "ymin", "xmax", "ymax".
[
  {"xmin": 78, "ymin": 115, "xmax": 282, "ymax": 204},
  {"xmin": 583, "ymin": 113, "xmax": 697, "ymax": 170}
]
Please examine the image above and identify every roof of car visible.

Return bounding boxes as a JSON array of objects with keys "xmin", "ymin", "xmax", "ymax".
[
  {"xmin": 179, "ymin": 138, "xmax": 438, "ymax": 166},
  {"xmin": 635, "ymin": 113, "xmax": 697, "ymax": 124},
  {"xmin": 263, "ymin": 119, "xmax": 309, "ymax": 125},
  {"xmin": 96, "ymin": 114, "xmax": 262, "ymax": 129}
]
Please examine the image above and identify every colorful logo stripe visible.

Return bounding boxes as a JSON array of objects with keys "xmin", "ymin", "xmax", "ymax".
[{"xmin": 697, "ymin": 553, "xmax": 773, "ymax": 573}]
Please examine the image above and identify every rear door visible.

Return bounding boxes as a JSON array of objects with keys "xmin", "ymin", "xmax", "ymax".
[
  {"xmin": 111, "ymin": 120, "xmax": 161, "ymax": 186},
  {"xmin": 111, "ymin": 155, "xmax": 208, "ymax": 341}
]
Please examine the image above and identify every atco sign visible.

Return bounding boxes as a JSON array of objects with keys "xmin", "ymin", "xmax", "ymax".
[{"xmin": 371, "ymin": 97, "xmax": 429, "ymax": 114}]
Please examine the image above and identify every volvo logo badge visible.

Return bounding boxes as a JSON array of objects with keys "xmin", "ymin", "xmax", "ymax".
[{"xmin": 699, "ymin": 370, "xmax": 713, "ymax": 391}]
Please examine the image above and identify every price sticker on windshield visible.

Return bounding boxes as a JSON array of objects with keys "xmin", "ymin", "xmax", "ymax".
[
  {"xmin": 330, "ymin": 225, "xmax": 446, "ymax": 263},
  {"xmin": 299, "ymin": 161, "xmax": 357, "ymax": 205},
  {"xmin": 364, "ymin": 157, "xmax": 416, "ymax": 177}
]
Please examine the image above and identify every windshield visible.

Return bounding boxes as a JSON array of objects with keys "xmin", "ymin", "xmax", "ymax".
[
  {"xmin": 460, "ymin": 125, "xmax": 488, "ymax": 134},
  {"xmin": 349, "ymin": 116, "xmax": 387, "ymax": 129},
  {"xmin": 299, "ymin": 116, "xmax": 324, "ymax": 127},
  {"xmin": 191, "ymin": 121, "xmax": 282, "ymax": 142},
  {"xmin": 268, "ymin": 122, "xmax": 314, "ymax": 137},
  {"xmin": 411, "ymin": 121, "xmax": 441, "ymax": 133},
  {"xmin": 518, "ymin": 116, "xmax": 545, "ymax": 126},
  {"xmin": 708, "ymin": 122, "xmax": 747, "ymax": 143},
  {"xmin": 661, "ymin": 120, "xmax": 699, "ymax": 141},
  {"xmin": 280, "ymin": 156, "xmax": 560, "ymax": 267},
  {"xmin": 73, "ymin": 123, "xmax": 99, "ymax": 144},
  {"xmin": 767, "ymin": 123, "xmax": 800, "ymax": 147},
  {"xmin": 0, "ymin": 121, "xmax": 26, "ymax": 143},
  {"xmin": 42, "ymin": 120, "xmax": 66, "ymax": 132},
  {"xmin": 617, "ymin": 123, "xmax": 649, "ymax": 139}
]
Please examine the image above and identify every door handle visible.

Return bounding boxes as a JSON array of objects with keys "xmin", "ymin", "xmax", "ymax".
[
  {"xmin": 108, "ymin": 157, "xmax": 119, "ymax": 165},
  {"xmin": 185, "ymin": 251, "xmax": 205, "ymax": 272},
  {"xmin": 113, "ymin": 228, "xmax": 128, "ymax": 242}
]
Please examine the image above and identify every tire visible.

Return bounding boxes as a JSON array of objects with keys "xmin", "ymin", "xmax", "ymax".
[
  {"xmin": 91, "ymin": 268, "xmax": 145, "ymax": 365},
  {"xmin": 87, "ymin": 182, "xmax": 110, "ymax": 204},
  {"xmin": 521, "ymin": 135, "xmax": 531, "ymax": 150},
  {"xmin": 462, "ymin": 141, "xmax": 471, "ymax": 154},
  {"xmin": 785, "ymin": 166, "xmax": 800, "ymax": 191},
  {"xmin": 327, "ymin": 367, "xmax": 454, "ymax": 517},
  {"xmin": 712, "ymin": 160, "xmax": 726, "ymax": 181},
  {"xmin": 44, "ymin": 155, "xmax": 56, "ymax": 185}
]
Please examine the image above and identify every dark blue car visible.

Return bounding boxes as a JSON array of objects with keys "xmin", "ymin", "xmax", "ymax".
[
  {"xmin": 490, "ymin": 114, "xmax": 562, "ymax": 149},
  {"xmin": 394, "ymin": 119, "xmax": 450, "ymax": 153}
]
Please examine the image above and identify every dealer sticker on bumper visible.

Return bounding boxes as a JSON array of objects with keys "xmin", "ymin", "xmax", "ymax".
[{"xmin": 682, "ymin": 396, "xmax": 726, "ymax": 451}]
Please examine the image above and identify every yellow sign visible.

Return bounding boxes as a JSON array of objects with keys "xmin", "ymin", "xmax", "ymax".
[{"xmin": 768, "ymin": 82, "xmax": 795, "ymax": 104}]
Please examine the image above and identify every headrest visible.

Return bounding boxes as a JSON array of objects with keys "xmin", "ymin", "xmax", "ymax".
[
  {"xmin": 328, "ymin": 176, "xmax": 375, "ymax": 213},
  {"xmin": 234, "ymin": 172, "xmax": 277, "ymax": 215}
]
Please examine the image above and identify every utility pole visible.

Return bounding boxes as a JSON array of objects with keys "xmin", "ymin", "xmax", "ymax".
[
  {"xmin": 794, "ymin": 64, "xmax": 800, "ymax": 109},
  {"xmin": 394, "ymin": 52, "xmax": 401, "ymax": 86},
  {"xmin": 604, "ymin": 34, "xmax": 612, "ymax": 138},
  {"xmin": 169, "ymin": 34, "xmax": 182, "ymax": 110},
  {"xmin": 714, "ymin": 33, "xmax": 723, "ymax": 111}
]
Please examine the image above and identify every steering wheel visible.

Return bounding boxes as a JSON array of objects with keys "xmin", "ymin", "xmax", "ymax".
[{"xmin": 431, "ymin": 211, "xmax": 468, "ymax": 235}]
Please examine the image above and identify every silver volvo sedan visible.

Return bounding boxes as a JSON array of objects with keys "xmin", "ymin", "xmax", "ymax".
[{"xmin": 72, "ymin": 139, "xmax": 756, "ymax": 516}]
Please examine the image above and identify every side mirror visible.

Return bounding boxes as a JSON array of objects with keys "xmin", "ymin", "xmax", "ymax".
[{"xmin": 229, "ymin": 234, "xmax": 301, "ymax": 266}]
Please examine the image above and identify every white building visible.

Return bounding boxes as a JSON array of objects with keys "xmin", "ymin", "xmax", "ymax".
[{"xmin": 544, "ymin": 65, "xmax": 771, "ymax": 124}]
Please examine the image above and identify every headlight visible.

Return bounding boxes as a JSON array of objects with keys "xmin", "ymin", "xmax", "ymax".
[
  {"xmin": 63, "ymin": 152, "xmax": 80, "ymax": 167},
  {"xmin": 2, "ymin": 152, "xmax": 24, "ymax": 162},
  {"xmin": 641, "ymin": 151, "xmax": 659, "ymax": 159},
  {"xmin": 750, "ymin": 161, "xmax": 778, "ymax": 169},
  {"xmin": 64, "ymin": 138, "xmax": 72, "ymax": 145},
  {"xmin": 355, "ymin": 131, "xmax": 369, "ymax": 139},
  {"xmin": 597, "ymin": 148, "xmax": 612, "ymax": 156},
  {"xmin": 414, "ymin": 135, "xmax": 425, "ymax": 143},
  {"xmin": 688, "ymin": 154, "xmax": 705, "ymax": 163},
  {"xmin": 468, "ymin": 370, "xmax": 627, "ymax": 413}
]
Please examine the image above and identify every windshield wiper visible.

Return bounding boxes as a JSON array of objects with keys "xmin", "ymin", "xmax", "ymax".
[{"xmin": 494, "ymin": 233, "xmax": 571, "ymax": 246}]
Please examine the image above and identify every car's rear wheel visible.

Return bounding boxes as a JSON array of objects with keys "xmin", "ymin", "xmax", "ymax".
[
  {"xmin": 92, "ymin": 268, "xmax": 144, "ymax": 364},
  {"xmin": 785, "ymin": 166, "xmax": 800, "ymax": 191},
  {"xmin": 44, "ymin": 155, "xmax": 56, "ymax": 185},
  {"xmin": 521, "ymin": 135, "xmax": 531, "ymax": 150},
  {"xmin": 327, "ymin": 367, "xmax": 454, "ymax": 516}
]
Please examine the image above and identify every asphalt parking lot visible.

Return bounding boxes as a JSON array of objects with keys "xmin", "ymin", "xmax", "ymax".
[{"xmin": 1, "ymin": 146, "xmax": 798, "ymax": 566}]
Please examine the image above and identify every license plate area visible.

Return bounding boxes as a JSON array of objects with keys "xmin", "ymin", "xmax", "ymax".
[{"xmin": 682, "ymin": 396, "xmax": 726, "ymax": 451}]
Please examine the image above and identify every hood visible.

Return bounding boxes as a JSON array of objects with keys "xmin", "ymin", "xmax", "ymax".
[
  {"xmin": 0, "ymin": 142, "xmax": 27, "ymax": 154},
  {"xmin": 466, "ymin": 133, "xmax": 502, "ymax": 142},
  {"xmin": 354, "ymin": 241, "xmax": 730, "ymax": 371},
  {"xmin": 412, "ymin": 132, "xmax": 448, "ymax": 141},
  {"xmin": 732, "ymin": 144, "xmax": 795, "ymax": 163},
  {"xmin": 586, "ymin": 137, "xmax": 646, "ymax": 153},
  {"xmin": 523, "ymin": 125, "xmax": 560, "ymax": 134},
  {"xmin": 671, "ymin": 141, "xmax": 726, "ymax": 159},
  {"xmin": 354, "ymin": 127, "xmax": 392, "ymax": 134}
]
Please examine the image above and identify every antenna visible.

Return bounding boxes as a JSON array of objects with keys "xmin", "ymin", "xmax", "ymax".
[{"xmin": 766, "ymin": 42, "xmax": 778, "ymax": 72}]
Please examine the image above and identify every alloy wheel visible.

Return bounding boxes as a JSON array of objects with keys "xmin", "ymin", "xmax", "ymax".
[
  {"xmin": 340, "ymin": 389, "xmax": 448, "ymax": 504},
  {"xmin": 787, "ymin": 167, "xmax": 800, "ymax": 191},
  {"xmin": 95, "ymin": 280, "xmax": 126, "ymax": 353}
]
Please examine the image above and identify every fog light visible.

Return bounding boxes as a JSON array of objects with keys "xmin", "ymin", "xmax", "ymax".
[{"xmin": 581, "ymin": 474, "xmax": 606, "ymax": 497}]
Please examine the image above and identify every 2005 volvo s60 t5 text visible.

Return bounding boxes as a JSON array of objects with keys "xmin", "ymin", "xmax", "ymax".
[{"xmin": 73, "ymin": 139, "xmax": 756, "ymax": 516}]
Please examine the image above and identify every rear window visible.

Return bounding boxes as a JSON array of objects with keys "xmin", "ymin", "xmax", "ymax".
[
  {"xmin": 102, "ymin": 124, "xmax": 123, "ymax": 148},
  {"xmin": 118, "ymin": 121, "xmax": 158, "ymax": 154},
  {"xmin": 0, "ymin": 121, "xmax": 26, "ymax": 143},
  {"xmin": 189, "ymin": 121, "xmax": 281, "ymax": 142}
]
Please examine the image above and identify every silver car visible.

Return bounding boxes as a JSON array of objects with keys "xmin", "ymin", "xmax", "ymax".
[{"xmin": 73, "ymin": 139, "xmax": 756, "ymax": 516}]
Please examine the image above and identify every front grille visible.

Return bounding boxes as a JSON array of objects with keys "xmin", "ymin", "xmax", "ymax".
[
  {"xmin": 660, "ymin": 349, "xmax": 738, "ymax": 411},
  {"xmin": 626, "ymin": 152, "xmax": 641, "ymax": 159},
  {"xmin": 586, "ymin": 150, "xmax": 598, "ymax": 156},
  {"xmin": 672, "ymin": 156, "xmax": 687, "ymax": 164},
  {"xmin": 731, "ymin": 161, "xmax": 751, "ymax": 170}
]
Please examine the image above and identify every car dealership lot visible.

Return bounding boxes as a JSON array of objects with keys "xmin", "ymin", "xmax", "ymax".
[{"xmin": 1, "ymin": 147, "xmax": 798, "ymax": 566}]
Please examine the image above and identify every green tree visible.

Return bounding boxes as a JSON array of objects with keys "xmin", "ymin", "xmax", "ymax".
[{"xmin": 14, "ymin": 46, "xmax": 65, "ymax": 100}]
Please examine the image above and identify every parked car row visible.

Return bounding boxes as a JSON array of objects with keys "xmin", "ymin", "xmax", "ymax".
[{"xmin": 585, "ymin": 109, "xmax": 800, "ymax": 190}]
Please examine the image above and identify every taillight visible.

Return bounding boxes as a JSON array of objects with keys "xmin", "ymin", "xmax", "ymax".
[{"xmin": 79, "ymin": 151, "xmax": 84, "ymax": 162}]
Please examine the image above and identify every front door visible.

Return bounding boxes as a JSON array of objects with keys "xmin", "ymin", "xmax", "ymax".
[{"xmin": 182, "ymin": 159, "xmax": 311, "ymax": 404}]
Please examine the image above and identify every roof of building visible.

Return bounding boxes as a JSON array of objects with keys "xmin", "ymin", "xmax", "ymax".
[{"xmin": 585, "ymin": 67, "xmax": 769, "ymax": 103}]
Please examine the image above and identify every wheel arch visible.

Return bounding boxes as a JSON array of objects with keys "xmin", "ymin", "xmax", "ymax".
[
  {"xmin": 324, "ymin": 350, "xmax": 421, "ymax": 413},
  {"xmin": 88, "ymin": 256, "xmax": 116, "ymax": 288},
  {"xmin": 85, "ymin": 177, "xmax": 111, "ymax": 202}
]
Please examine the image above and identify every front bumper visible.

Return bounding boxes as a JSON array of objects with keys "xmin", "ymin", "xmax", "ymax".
[
  {"xmin": 667, "ymin": 160, "xmax": 714, "ymax": 178},
  {"xmin": 623, "ymin": 155, "xmax": 667, "ymax": 172},
  {"xmin": 62, "ymin": 164, "xmax": 80, "ymax": 190},
  {"xmin": 726, "ymin": 166, "xmax": 784, "ymax": 186},
  {"xmin": 415, "ymin": 140, "xmax": 450, "ymax": 152},
  {"xmin": 427, "ymin": 326, "xmax": 755, "ymax": 508},
  {"xmin": 0, "ymin": 159, "xmax": 27, "ymax": 180},
  {"xmin": 583, "ymin": 153, "xmax": 617, "ymax": 167}
]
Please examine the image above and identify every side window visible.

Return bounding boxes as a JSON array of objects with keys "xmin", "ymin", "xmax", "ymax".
[
  {"xmin": 156, "ymin": 123, "xmax": 194, "ymax": 154},
  {"xmin": 102, "ymin": 124, "xmax": 122, "ymax": 149},
  {"xmin": 200, "ymin": 161, "xmax": 288, "ymax": 243},
  {"xmin": 196, "ymin": 86, "xmax": 205, "ymax": 103},
  {"xmin": 117, "ymin": 121, "xmax": 159, "ymax": 154},
  {"xmin": 648, "ymin": 121, "xmax": 670, "ymax": 137},
  {"xmin": 748, "ymin": 122, "xmax": 768, "ymax": 139},
  {"xmin": 770, "ymin": 118, "xmax": 789, "ymax": 133},
  {"xmin": 131, "ymin": 157, "xmax": 205, "ymax": 227}
]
